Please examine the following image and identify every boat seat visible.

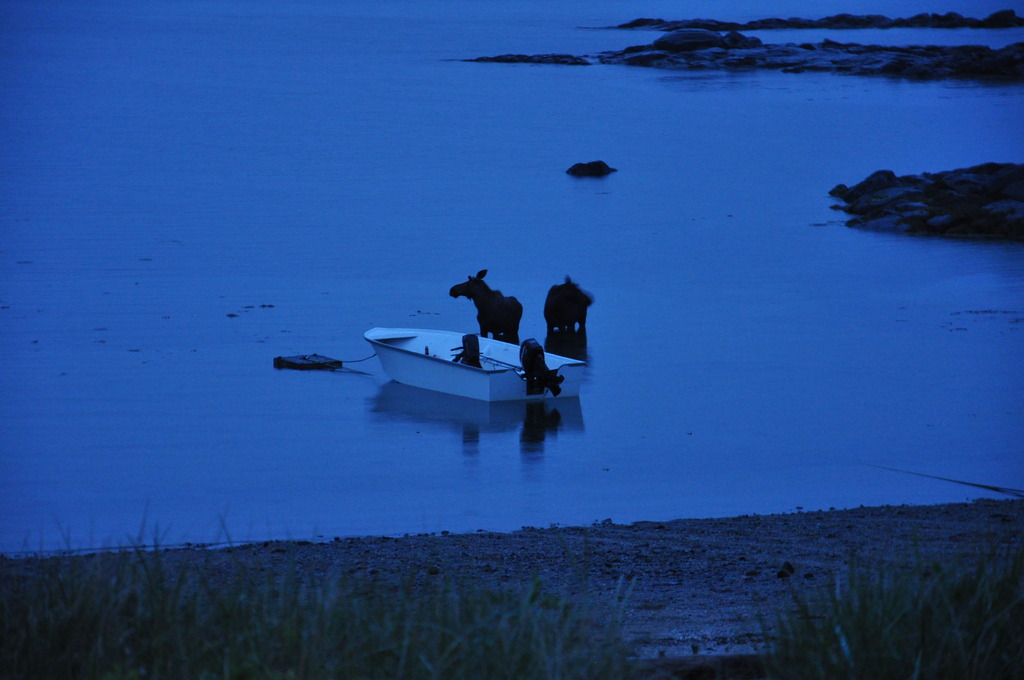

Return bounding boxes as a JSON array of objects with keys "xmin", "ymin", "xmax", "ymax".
[{"xmin": 453, "ymin": 333, "xmax": 481, "ymax": 368}]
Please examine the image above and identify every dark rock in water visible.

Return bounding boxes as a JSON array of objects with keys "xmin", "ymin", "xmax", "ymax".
[
  {"xmin": 830, "ymin": 169, "xmax": 899, "ymax": 202},
  {"xmin": 652, "ymin": 29, "xmax": 725, "ymax": 52},
  {"xmin": 566, "ymin": 160, "xmax": 617, "ymax": 177},
  {"xmin": 982, "ymin": 9, "xmax": 1024, "ymax": 28},
  {"xmin": 617, "ymin": 17, "xmax": 669, "ymax": 29},
  {"xmin": 831, "ymin": 163, "xmax": 1024, "ymax": 241},
  {"xmin": 466, "ymin": 53, "xmax": 590, "ymax": 66}
]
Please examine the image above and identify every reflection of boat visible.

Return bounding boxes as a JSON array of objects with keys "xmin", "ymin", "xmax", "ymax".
[
  {"xmin": 371, "ymin": 382, "xmax": 583, "ymax": 457},
  {"xmin": 371, "ymin": 382, "xmax": 584, "ymax": 434},
  {"xmin": 364, "ymin": 328, "xmax": 585, "ymax": 401}
]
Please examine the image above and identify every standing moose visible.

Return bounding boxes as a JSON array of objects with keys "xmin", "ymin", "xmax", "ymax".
[
  {"xmin": 544, "ymin": 276, "xmax": 593, "ymax": 334},
  {"xmin": 449, "ymin": 269, "xmax": 523, "ymax": 344}
]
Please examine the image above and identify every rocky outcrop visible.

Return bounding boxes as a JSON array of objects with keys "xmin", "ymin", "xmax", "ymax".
[
  {"xmin": 467, "ymin": 9, "xmax": 1024, "ymax": 80},
  {"xmin": 617, "ymin": 9, "xmax": 1024, "ymax": 32},
  {"xmin": 829, "ymin": 163, "xmax": 1024, "ymax": 240},
  {"xmin": 468, "ymin": 33, "xmax": 1024, "ymax": 80},
  {"xmin": 597, "ymin": 38, "xmax": 1024, "ymax": 79}
]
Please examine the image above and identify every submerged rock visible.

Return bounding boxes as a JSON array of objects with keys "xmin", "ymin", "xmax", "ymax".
[{"xmin": 830, "ymin": 163, "xmax": 1024, "ymax": 240}]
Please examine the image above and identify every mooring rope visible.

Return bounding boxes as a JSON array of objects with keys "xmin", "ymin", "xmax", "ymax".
[{"xmin": 339, "ymin": 353, "xmax": 376, "ymax": 363}]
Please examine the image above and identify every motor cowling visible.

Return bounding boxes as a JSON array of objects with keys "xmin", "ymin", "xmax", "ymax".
[{"xmin": 519, "ymin": 338, "xmax": 563, "ymax": 397}]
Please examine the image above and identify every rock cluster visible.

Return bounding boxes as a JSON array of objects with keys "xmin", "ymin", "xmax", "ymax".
[
  {"xmin": 829, "ymin": 163, "xmax": 1024, "ymax": 240},
  {"xmin": 617, "ymin": 9, "xmax": 1024, "ymax": 32},
  {"xmin": 467, "ymin": 9, "xmax": 1024, "ymax": 80},
  {"xmin": 599, "ymin": 38, "xmax": 1024, "ymax": 79},
  {"xmin": 468, "ymin": 34, "xmax": 1024, "ymax": 80}
]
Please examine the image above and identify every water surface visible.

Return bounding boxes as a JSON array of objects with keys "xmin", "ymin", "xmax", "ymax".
[{"xmin": 2, "ymin": 0, "xmax": 1022, "ymax": 552}]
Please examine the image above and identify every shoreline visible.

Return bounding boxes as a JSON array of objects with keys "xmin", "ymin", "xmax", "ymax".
[{"xmin": 10, "ymin": 498, "xmax": 1019, "ymax": 661}]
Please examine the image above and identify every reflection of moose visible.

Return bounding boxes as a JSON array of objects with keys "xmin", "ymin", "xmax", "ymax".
[
  {"xmin": 449, "ymin": 269, "xmax": 523, "ymax": 344},
  {"xmin": 544, "ymin": 276, "xmax": 593, "ymax": 334}
]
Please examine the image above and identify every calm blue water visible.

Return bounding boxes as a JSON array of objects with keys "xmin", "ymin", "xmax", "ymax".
[{"xmin": 2, "ymin": 0, "xmax": 1023, "ymax": 553}]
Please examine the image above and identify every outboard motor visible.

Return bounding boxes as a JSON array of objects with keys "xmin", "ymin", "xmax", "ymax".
[
  {"xmin": 519, "ymin": 338, "xmax": 563, "ymax": 397},
  {"xmin": 452, "ymin": 334, "xmax": 482, "ymax": 368}
]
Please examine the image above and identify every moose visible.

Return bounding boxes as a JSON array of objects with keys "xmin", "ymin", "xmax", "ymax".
[
  {"xmin": 449, "ymin": 269, "xmax": 523, "ymax": 344},
  {"xmin": 543, "ymin": 276, "xmax": 593, "ymax": 335}
]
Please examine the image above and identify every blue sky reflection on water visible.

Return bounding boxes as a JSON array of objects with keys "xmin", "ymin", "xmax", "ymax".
[{"xmin": 1, "ymin": 0, "xmax": 1022, "ymax": 552}]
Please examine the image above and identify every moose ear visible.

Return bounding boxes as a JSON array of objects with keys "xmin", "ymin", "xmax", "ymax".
[{"xmin": 476, "ymin": 269, "xmax": 488, "ymax": 279}]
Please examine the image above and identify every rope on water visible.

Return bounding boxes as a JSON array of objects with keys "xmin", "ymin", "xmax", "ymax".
[{"xmin": 339, "ymin": 353, "xmax": 376, "ymax": 363}]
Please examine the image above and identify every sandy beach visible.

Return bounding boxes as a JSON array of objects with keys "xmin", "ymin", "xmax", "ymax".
[
  {"xmin": 137, "ymin": 497, "xmax": 1022, "ymax": 664},
  {"xmin": 4, "ymin": 498, "xmax": 1021, "ymax": 678}
]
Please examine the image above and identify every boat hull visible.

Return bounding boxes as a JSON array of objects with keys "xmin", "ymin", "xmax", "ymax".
[{"xmin": 364, "ymin": 328, "xmax": 585, "ymax": 401}]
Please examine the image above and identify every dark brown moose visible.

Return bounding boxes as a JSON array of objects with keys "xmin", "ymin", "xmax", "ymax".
[
  {"xmin": 449, "ymin": 269, "xmax": 523, "ymax": 344},
  {"xmin": 543, "ymin": 276, "xmax": 593, "ymax": 335}
]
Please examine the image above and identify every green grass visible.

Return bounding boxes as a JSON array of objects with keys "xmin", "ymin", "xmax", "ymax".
[
  {"xmin": 762, "ymin": 546, "xmax": 1024, "ymax": 680},
  {"xmin": 1, "ymin": 546, "xmax": 635, "ymax": 680}
]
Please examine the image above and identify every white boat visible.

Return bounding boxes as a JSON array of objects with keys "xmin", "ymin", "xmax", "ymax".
[{"xmin": 364, "ymin": 327, "xmax": 585, "ymax": 401}]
